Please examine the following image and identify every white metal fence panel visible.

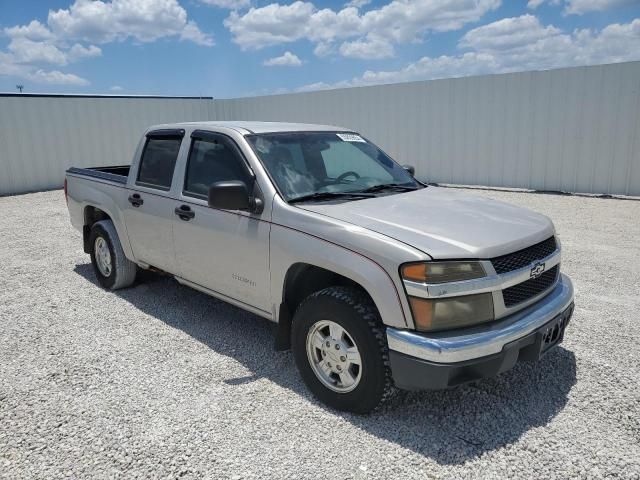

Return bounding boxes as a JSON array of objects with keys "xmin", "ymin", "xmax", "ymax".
[
  {"xmin": 212, "ymin": 62, "xmax": 640, "ymax": 196},
  {"xmin": 2, "ymin": 62, "xmax": 639, "ymax": 196},
  {"xmin": 0, "ymin": 95, "xmax": 215, "ymax": 196}
]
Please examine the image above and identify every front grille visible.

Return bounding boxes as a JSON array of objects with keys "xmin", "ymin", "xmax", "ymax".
[
  {"xmin": 503, "ymin": 265, "xmax": 559, "ymax": 307},
  {"xmin": 491, "ymin": 236, "xmax": 557, "ymax": 274}
]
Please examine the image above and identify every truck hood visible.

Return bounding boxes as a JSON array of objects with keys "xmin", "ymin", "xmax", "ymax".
[{"xmin": 298, "ymin": 187, "xmax": 555, "ymax": 259}]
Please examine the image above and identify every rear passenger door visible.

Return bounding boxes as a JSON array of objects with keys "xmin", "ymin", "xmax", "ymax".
[
  {"xmin": 172, "ymin": 131, "xmax": 271, "ymax": 314},
  {"xmin": 123, "ymin": 129, "xmax": 184, "ymax": 274}
]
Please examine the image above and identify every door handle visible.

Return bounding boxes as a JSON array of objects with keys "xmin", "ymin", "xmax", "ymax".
[
  {"xmin": 128, "ymin": 193, "xmax": 143, "ymax": 207},
  {"xmin": 175, "ymin": 205, "xmax": 195, "ymax": 221}
]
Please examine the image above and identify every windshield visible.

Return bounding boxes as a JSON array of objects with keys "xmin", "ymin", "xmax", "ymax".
[{"xmin": 246, "ymin": 132, "xmax": 421, "ymax": 202}]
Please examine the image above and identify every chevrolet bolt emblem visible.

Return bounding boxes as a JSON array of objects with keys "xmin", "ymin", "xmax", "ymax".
[{"xmin": 530, "ymin": 262, "xmax": 546, "ymax": 279}]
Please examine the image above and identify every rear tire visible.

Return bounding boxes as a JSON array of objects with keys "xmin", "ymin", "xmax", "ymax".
[
  {"xmin": 89, "ymin": 220, "xmax": 137, "ymax": 290},
  {"xmin": 291, "ymin": 286, "xmax": 394, "ymax": 414}
]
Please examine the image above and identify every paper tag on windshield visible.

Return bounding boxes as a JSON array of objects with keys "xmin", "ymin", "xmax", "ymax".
[{"xmin": 336, "ymin": 133, "xmax": 366, "ymax": 143}]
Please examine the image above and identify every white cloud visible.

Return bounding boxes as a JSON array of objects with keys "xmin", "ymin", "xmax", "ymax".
[
  {"xmin": 339, "ymin": 34, "xmax": 394, "ymax": 59},
  {"xmin": 4, "ymin": 20, "xmax": 55, "ymax": 41},
  {"xmin": 348, "ymin": 52, "xmax": 498, "ymax": 86},
  {"xmin": 46, "ymin": 0, "xmax": 212, "ymax": 45},
  {"xmin": 458, "ymin": 15, "xmax": 640, "ymax": 69},
  {"xmin": 359, "ymin": 0, "xmax": 501, "ymax": 41},
  {"xmin": 0, "ymin": 58, "xmax": 89, "ymax": 86},
  {"xmin": 527, "ymin": 0, "xmax": 636, "ymax": 13},
  {"xmin": 459, "ymin": 14, "xmax": 562, "ymax": 52},
  {"xmin": 0, "ymin": 52, "xmax": 30, "ymax": 77},
  {"xmin": 4, "ymin": 1, "xmax": 214, "ymax": 47},
  {"xmin": 28, "ymin": 69, "xmax": 90, "ymax": 85},
  {"xmin": 199, "ymin": 0, "xmax": 251, "ymax": 9},
  {"xmin": 1, "ymin": 0, "xmax": 213, "ymax": 87},
  {"xmin": 571, "ymin": 18, "xmax": 640, "ymax": 63},
  {"xmin": 564, "ymin": 0, "xmax": 637, "ymax": 14},
  {"xmin": 527, "ymin": 0, "xmax": 562, "ymax": 9},
  {"xmin": 68, "ymin": 43, "xmax": 102, "ymax": 60},
  {"xmin": 0, "ymin": 18, "xmax": 103, "ymax": 85},
  {"xmin": 5, "ymin": 37, "xmax": 102, "ymax": 66},
  {"xmin": 345, "ymin": 0, "xmax": 371, "ymax": 8},
  {"xmin": 110, "ymin": 85, "xmax": 124, "ymax": 91},
  {"xmin": 313, "ymin": 42, "xmax": 335, "ymax": 57},
  {"xmin": 224, "ymin": 0, "xmax": 501, "ymax": 59},
  {"xmin": 7, "ymin": 38, "xmax": 69, "ymax": 65},
  {"xmin": 296, "ymin": 81, "xmax": 336, "ymax": 92},
  {"xmin": 180, "ymin": 21, "xmax": 215, "ymax": 46},
  {"xmin": 263, "ymin": 51, "xmax": 303, "ymax": 66},
  {"xmin": 224, "ymin": 2, "xmax": 321, "ymax": 49},
  {"xmin": 0, "ymin": 51, "xmax": 91, "ymax": 85},
  {"xmin": 297, "ymin": 16, "xmax": 640, "ymax": 91}
]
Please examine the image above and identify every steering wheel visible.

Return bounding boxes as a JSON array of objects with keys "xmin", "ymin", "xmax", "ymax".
[{"xmin": 335, "ymin": 171, "xmax": 360, "ymax": 183}]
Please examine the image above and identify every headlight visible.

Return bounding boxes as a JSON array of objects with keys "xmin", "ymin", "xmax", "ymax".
[
  {"xmin": 401, "ymin": 261, "xmax": 486, "ymax": 284},
  {"xmin": 401, "ymin": 261, "xmax": 492, "ymax": 332},
  {"xmin": 408, "ymin": 294, "xmax": 494, "ymax": 332}
]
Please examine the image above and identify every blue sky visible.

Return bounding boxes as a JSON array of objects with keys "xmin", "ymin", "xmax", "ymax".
[{"xmin": 1, "ymin": 0, "xmax": 639, "ymax": 97}]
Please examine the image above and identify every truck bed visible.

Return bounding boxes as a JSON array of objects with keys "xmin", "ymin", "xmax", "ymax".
[{"xmin": 66, "ymin": 165, "xmax": 130, "ymax": 184}]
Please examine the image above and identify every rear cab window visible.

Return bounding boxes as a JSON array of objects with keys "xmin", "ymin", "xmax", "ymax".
[{"xmin": 136, "ymin": 129, "xmax": 184, "ymax": 191}]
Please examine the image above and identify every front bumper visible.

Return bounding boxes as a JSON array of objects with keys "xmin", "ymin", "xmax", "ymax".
[{"xmin": 387, "ymin": 274, "xmax": 574, "ymax": 390}]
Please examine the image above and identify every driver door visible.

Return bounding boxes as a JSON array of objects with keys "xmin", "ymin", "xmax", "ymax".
[{"xmin": 172, "ymin": 132, "xmax": 271, "ymax": 314}]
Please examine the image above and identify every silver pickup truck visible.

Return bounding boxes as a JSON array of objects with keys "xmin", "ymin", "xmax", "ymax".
[{"xmin": 65, "ymin": 121, "xmax": 574, "ymax": 413}]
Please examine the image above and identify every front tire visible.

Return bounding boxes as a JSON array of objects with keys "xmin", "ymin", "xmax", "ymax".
[
  {"xmin": 291, "ymin": 286, "xmax": 394, "ymax": 414},
  {"xmin": 89, "ymin": 220, "xmax": 137, "ymax": 290}
]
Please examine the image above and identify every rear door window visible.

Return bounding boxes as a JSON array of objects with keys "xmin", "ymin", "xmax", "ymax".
[{"xmin": 137, "ymin": 137, "xmax": 182, "ymax": 190}]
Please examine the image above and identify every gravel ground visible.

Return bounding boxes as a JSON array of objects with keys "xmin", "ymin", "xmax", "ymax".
[{"xmin": 1, "ymin": 188, "xmax": 639, "ymax": 479}]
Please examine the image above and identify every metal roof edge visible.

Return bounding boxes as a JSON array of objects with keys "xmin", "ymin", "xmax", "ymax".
[{"xmin": 0, "ymin": 93, "xmax": 214, "ymax": 99}]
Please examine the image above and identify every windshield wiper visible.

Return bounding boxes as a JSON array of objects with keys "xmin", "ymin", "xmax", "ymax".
[
  {"xmin": 289, "ymin": 191, "xmax": 375, "ymax": 204},
  {"xmin": 356, "ymin": 183, "xmax": 420, "ymax": 194}
]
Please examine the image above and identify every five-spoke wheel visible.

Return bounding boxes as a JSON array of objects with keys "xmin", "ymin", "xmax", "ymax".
[
  {"xmin": 94, "ymin": 236, "xmax": 113, "ymax": 277},
  {"xmin": 306, "ymin": 320, "xmax": 362, "ymax": 392},
  {"xmin": 292, "ymin": 286, "xmax": 394, "ymax": 413},
  {"xmin": 89, "ymin": 220, "xmax": 137, "ymax": 290}
]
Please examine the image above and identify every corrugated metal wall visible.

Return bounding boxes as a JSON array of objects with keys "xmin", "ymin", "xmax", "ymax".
[
  {"xmin": 0, "ymin": 95, "xmax": 215, "ymax": 196},
  {"xmin": 2, "ymin": 62, "xmax": 639, "ymax": 196},
  {"xmin": 213, "ymin": 62, "xmax": 640, "ymax": 196}
]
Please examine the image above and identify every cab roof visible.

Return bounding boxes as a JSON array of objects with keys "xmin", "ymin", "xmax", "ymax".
[{"xmin": 149, "ymin": 121, "xmax": 350, "ymax": 135}]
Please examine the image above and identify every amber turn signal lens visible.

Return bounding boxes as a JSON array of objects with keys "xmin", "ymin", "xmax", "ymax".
[
  {"xmin": 402, "ymin": 263, "xmax": 429, "ymax": 282},
  {"xmin": 401, "ymin": 261, "xmax": 486, "ymax": 284},
  {"xmin": 408, "ymin": 296, "xmax": 434, "ymax": 331}
]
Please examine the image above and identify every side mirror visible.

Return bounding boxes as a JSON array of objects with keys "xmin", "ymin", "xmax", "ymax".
[
  {"xmin": 208, "ymin": 180, "xmax": 264, "ymax": 214},
  {"xmin": 403, "ymin": 165, "xmax": 415, "ymax": 176}
]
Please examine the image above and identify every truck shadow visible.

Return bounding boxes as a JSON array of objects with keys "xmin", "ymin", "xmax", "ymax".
[{"xmin": 74, "ymin": 264, "xmax": 577, "ymax": 466}]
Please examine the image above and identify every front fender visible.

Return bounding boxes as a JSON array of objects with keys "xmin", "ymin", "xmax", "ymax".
[{"xmin": 270, "ymin": 224, "xmax": 409, "ymax": 329}]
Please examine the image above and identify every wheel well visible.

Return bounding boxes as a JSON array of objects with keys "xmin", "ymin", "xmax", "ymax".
[
  {"xmin": 275, "ymin": 263, "xmax": 370, "ymax": 351},
  {"xmin": 82, "ymin": 206, "xmax": 111, "ymax": 254}
]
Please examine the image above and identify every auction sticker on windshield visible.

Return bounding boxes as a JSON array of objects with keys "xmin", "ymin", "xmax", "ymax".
[{"xmin": 336, "ymin": 133, "xmax": 366, "ymax": 142}]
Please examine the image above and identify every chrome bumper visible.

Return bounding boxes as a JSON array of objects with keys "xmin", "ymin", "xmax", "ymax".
[{"xmin": 387, "ymin": 273, "xmax": 574, "ymax": 363}]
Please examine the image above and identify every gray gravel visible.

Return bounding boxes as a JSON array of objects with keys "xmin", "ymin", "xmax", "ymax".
[{"xmin": 1, "ymin": 189, "xmax": 639, "ymax": 479}]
